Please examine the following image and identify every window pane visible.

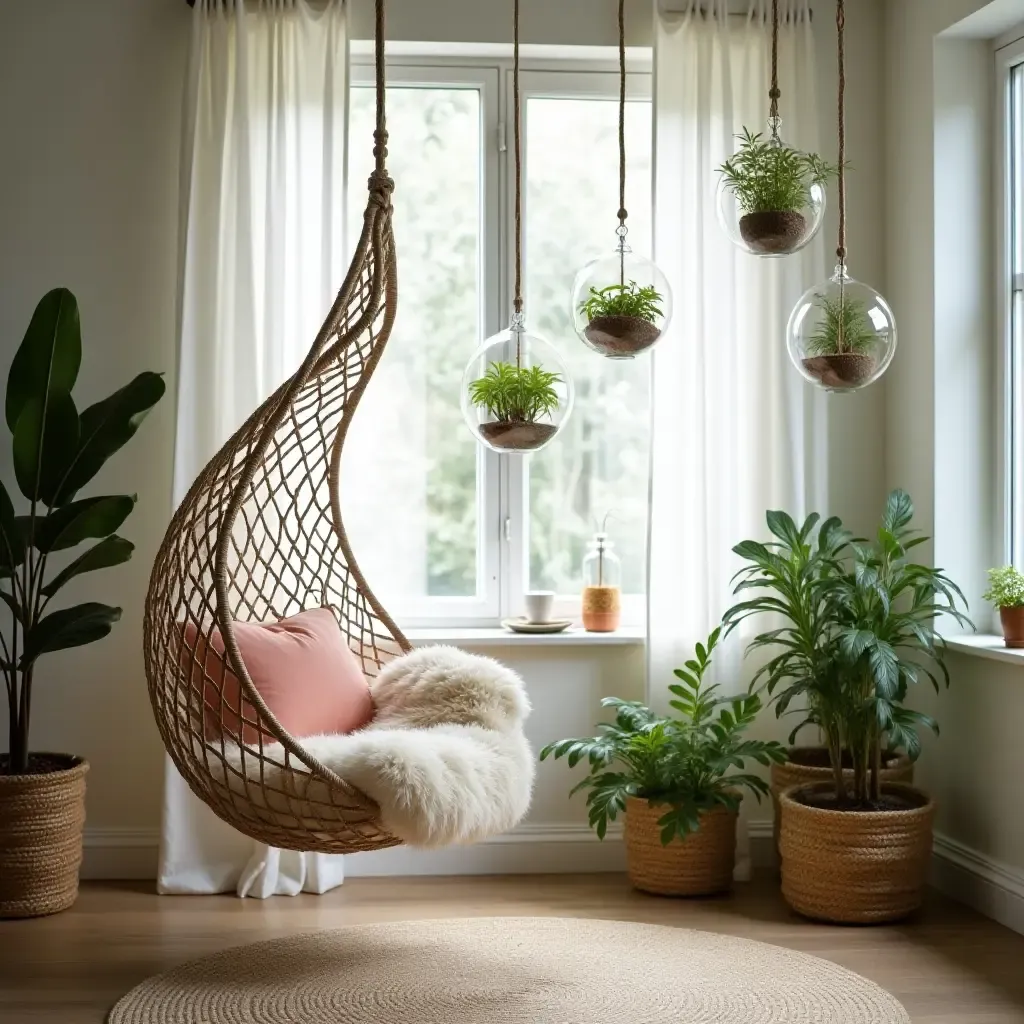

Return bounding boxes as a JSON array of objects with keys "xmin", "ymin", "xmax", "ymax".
[
  {"xmin": 1012, "ymin": 65, "xmax": 1024, "ymax": 567},
  {"xmin": 524, "ymin": 94, "xmax": 652, "ymax": 596},
  {"xmin": 344, "ymin": 85, "xmax": 482, "ymax": 603}
]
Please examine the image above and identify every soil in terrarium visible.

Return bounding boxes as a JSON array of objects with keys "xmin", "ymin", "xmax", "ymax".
[
  {"xmin": 739, "ymin": 210, "xmax": 807, "ymax": 255},
  {"xmin": 802, "ymin": 353, "xmax": 877, "ymax": 390},
  {"xmin": 582, "ymin": 585, "xmax": 621, "ymax": 632},
  {"xmin": 584, "ymin": 315, "xmax": 661, "ymax": 357},
  {"xmin": 479, "ymin": 421, "xmax": 557, "ymax": 451}
]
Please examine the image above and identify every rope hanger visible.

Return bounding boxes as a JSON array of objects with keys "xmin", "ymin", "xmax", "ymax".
[{"xmin": 835, "ymin": 0, "xmax": 847, "ymax": 267}]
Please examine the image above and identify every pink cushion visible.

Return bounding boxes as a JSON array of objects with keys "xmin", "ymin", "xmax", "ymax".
[{"xmin": 182, "ymin": 608, "xmax": 374, "ymax": 744}]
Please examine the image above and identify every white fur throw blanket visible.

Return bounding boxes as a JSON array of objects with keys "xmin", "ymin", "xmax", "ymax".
[{"xmin": 214, "ymin": 646, "xmax": 535, "ymax": 848}]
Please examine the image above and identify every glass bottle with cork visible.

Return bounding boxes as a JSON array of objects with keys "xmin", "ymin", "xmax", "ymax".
[{"xmin": 582, "ymin": 516, "xmax": 622, "ymax": 632}]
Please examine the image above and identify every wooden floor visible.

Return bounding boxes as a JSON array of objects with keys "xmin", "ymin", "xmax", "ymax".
[{"xmin": 1, "ymin": 875, "xmax": 1024, "ymax": 1022}]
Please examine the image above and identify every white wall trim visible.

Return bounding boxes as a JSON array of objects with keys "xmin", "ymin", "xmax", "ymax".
[
  {"xmin": 80, "ymin": 821, "xmax": 785, "ymax": 882},
  {"xmin": 931, "ymin": 831, "xmax": 1024, "ymax": 935},
  {"xmin": 81, "ymin": 828, "xmax": 161, "ymax": 881}
]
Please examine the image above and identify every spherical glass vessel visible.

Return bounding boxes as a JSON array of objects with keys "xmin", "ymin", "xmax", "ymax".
[
  {"xmin": 786, "ymin": 264, "xmax": 897, "ymax": 393},
  {"xmin": 461, "ymin": 317, "xmax": 574, "ymax": 453},
  {"xmin": 570, "ymin": 235, "xmax": 673, "ymax": 359},
  {"xmin": 716, "ymin": 127, "xmax": 827, "ymax": 258}
]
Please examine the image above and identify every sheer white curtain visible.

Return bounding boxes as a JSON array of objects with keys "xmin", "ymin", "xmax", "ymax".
[
  {"xmin": 160, "ymin": 0, "xmax": 349, "ymax": 898},
  {"xmin": 648, "ymin": 0, "xmax": 828, "ymax": 878}
]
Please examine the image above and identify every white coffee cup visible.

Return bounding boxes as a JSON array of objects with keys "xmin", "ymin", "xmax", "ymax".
[{"xmin": 524, "ymin": 591, "xmax": 556, "ymax": 623}]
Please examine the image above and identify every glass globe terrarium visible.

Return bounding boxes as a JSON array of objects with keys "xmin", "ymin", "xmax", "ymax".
[
  {"xmin": 787, "ymin": 264, "xmax": 897, "ymax": 393},
  {"xmin": 461, "ymin": 315, "xmax": 574, "ymax": 453},
  {"xmin": 716, "ymin": 126, "xmax": 828, "ymax": 258},
  {"xmin": 571, "ymin": 230, "xmax": 673, "ymax": 359}
]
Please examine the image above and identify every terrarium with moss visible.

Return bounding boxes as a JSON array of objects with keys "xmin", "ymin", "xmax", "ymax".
[
  {"xmin": 787, "ymin": 264, "xmax": 897, "ymax": 392},
  {"xmin": 465, "ymin": 360, "xmax": 565, "ymax": 452},
  {"xmin": 717, "ymin": 128, "xmax": 836, "ymax": 257}
]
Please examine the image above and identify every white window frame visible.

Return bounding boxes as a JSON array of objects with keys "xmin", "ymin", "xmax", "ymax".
[
  {"xmin": 996, "ymin": 31, "xmax": 1024, "ymax": 568},
  {"xmin": 349, "ymin": 48, "xmax": 653, "ymax": 627}
]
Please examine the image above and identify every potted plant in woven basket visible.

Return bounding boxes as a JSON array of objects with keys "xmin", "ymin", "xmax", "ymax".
[
  {"xmin": 731, "ymin": 491, "xmax": 970, "ymax": 924},
  {"xmin": 467, "ymin": 361, "xmax": 563, "ymax": 451},
  {"xmin": 724, "ymin": 508, "xmax": 913, "ymax": 853},
  {"xmin": 540, "ymin": 627, "xmax": 786, "ymax": 896},
  {"xmin": 577, "ymin": 281, "xmax": 665, "ymax": 358},
  {"xmin": 0, "ymin": 288, "xmax": 164, "ymax": 919},
  {"xmin": 718, "ymin": 128, "xmax": 837, "ymax": 256},
  {"xmin": 983, "ymin": 566, "xmax": 1024, "ymax": 648}
]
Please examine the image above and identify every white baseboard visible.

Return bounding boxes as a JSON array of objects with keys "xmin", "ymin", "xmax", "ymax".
[
  {"xmin": 81, "ymin": 828, "xmax": 160, "ymax": 880},
  {"xmin": 931, "ymin": 832, "xmax": 1024, "ymax": 936},
  {"xmin": 79, "ymin": 821, "xmax": 777, "ymax": 882},
  {"xmin": 345, "ymin": 824, "xmax": 627, "ymax": 877}
]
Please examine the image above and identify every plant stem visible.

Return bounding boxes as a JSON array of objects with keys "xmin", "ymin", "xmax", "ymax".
[
  {"xmin": 826, "ymin": 721, "xmax": 847, "ymax": 803},
  {"xmin": 870, "ymin": 728, "xmax": 882, "ymax": 803}
]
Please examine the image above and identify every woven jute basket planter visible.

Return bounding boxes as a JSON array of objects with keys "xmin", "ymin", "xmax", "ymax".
[
  {"xmin": 779, "ymin": 781, "xmax": 935, "ymax": 924},
  {"xmin": 624, "ymin": 795, "xmax": 737, "ymax": 897},
  {"xmin": 770, "ymin": 746, "xmax": 913, "ymax": 851},
  {"xmin": 0, "ymin": 754, "xmax": 88, "ymax": 919}
]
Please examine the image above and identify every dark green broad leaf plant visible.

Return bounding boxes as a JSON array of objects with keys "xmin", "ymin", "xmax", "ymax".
[
  {"xmin": 1, "ymin": 289, "xmax": 165, "ymax": 775},
  {"xmin": 724, "ymin": 490, "xmax": 972, "ymax": 809},
  {"xmin": 540, "ymin": 627, "xmax": 787, "ymax": 845}
]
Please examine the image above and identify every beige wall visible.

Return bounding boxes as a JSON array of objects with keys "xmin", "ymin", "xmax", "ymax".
[
  {"xmin": 884, "ymin": 0, "xmax": 1024, "ymax": 874},
  {"xmin": 0, "ymin": 0, "xmax": 889, "ymax": 854}
]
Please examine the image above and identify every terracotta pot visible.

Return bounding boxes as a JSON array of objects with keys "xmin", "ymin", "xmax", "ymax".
[
  {"xmin": 999, "ymin": 605, "xmax": 1024, "ymax": 648},
  {"xmin": 0, "ymin": 754, "xmax": 88, "ymax": 919},
  {"xmin": 801, "ymin": 353, "xmax": 877, "ymax": 389},
  {"xmin": 779, "ymin": 781, "xmax": 935, "ymax": 924},
  {"xmin": 739, "ymin": 210, "xmax": 807, "ymax": 255},
  {"xmin": 769, "ymin": 746, "xmax": 913, "ymax": 851},
  {"xmin": 583, "ymin": 315, "xmax": 661, "ymax": 358},
  {"xmin": 479, "ymin": 421, "xmax": 556, "ymax": 451},
  {"xmin": 624, "ymin": 796, "xmax": 737, "ymax": 897}
]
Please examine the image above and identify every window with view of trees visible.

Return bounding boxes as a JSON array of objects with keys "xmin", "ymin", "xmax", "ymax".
[
  {"xmin": 1002, "ymin": 42, "xmax": 1024, "ymax": 567},
  {"xmin": 342, "ymin": 57, "xmax": 653, "ymax": 626}
]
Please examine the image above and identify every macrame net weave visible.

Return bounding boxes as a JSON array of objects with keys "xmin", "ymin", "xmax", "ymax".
[{"xmin": 143, "ymin": 3, "xmax": 407, "ymax": 852}]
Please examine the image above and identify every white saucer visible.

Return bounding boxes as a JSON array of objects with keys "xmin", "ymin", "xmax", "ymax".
[{"xmin": 501, "ymin": 617, "xmax": 574, "ymax": 635}]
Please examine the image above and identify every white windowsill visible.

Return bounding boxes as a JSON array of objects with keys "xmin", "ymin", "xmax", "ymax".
[
  {"xmin": 404, "ymin": 625, "xmax": 646, "ymax": 647},
  {"xmin": 943, "ymin": 633, "xmax": 1024, "ymax": 666}
]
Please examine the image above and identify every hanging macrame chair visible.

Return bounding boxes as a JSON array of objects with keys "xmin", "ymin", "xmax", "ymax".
[{"xmin": 143, "ymin": 0, "xmax": 408, "ymax": 855}]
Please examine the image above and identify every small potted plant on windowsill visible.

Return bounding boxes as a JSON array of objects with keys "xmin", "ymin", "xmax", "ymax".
[
  {"xmin": 800, "ymin": 292, "xmax": 878, "ymax": 389},
  {"xmin": 983, "ymin": 566, "xmax": 1024, "ymax": 647},
  {"xmin": 540, "ymin": 627, "xmax": 786, "ymax": 897},
  {"xmin": 468, "ymin": 361, "xmax": 562, "ymax": 451},
  {"xmin": 577, "ymin": 281, "xmax": 665, "ymax": 358},
  {"xmin": 718, "ymin": 128, "xmax": 837, "ymax": 255},
  {"xmin": 0, "ymin": 288, "xmax": 165, "ymax": 919}
]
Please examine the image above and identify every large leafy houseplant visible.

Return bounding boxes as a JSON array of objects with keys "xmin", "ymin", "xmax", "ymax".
[
  {"xmin": 540, "ymin": 627, "xmax": 786, "ymax": 843},
  {"xmin": 1, "ymin": 289, "xmax": 165, "ymax": 776},
  {"xmin": 726, "ymin": 491, "xmax": 970, "ymax": 809}
]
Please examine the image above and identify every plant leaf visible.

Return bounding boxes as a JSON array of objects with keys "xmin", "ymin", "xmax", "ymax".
[
  {"xmin": 54, "ymin": 372, "xmax": 166, "ymax": 504},
  {"xmin": 20, "ymin": 602, "xmax": 122, "ymax": 666},
  {"xmin": 5, "ymin": 288, "xmax": 82, "ymax": 433},
  {"xmin": 32, "ymin": 495, "xmax": 137, "ymax": 553},
  {"xmin": 40, "ymin": 535, "xmax": 135, "ymax": 597},
  {"xmin": 0, "ymin": 481, "xmax": 25, "ymax": 578},
  {"xmin": 883, "ymin": 489, "xmax": 914, "ymax": 534},
  {"xmin": 12, "ymin": 392, "xmax": 79, "ymax": 503}
]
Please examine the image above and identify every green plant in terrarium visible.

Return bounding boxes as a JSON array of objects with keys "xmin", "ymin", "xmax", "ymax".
[
  {"xmin": 718, "ymin": 128, "xmax": 837, "ymax": 216},
  {"xmin": 578, "ymin": 282, "xmax": 664, "ymax": 326},
  {"xmin": 983, "ymin": 566, "xmax": 1024, "ymax": 608},
  {"xmin": 468, "ymin": 362, "xmax": 561, "ymax": 424},
  {"xmin": 805, "ymin": 293, "xmax": 877, "ymax": 356}
]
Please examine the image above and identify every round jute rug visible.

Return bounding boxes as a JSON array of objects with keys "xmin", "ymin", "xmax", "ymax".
[{"xmin": 107, "ymin": 916, "xmax": 909, "ymax": 1023}]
